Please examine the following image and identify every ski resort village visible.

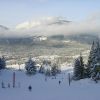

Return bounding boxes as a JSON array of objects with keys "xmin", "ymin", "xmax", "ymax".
[{"xmin": 0, "ymin": 40, "xmax": 100, "ymax": 100}]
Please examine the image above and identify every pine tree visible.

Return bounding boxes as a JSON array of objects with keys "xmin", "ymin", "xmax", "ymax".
[
  {"xmin": 51, "ymin": 63, "xmax": 59, "ymax": 76},
  {"xmin": 91, "ymin": 63, "xmax": 100, "ymax": 81},
  {"xmin": 87, "ymin": 40, "xmax": 100, "ymax": 78},
  {"xmin": 87, "ymin": 40, "xmax": 100, "ymax": 68},
  {"xmin": 40, "ymin": 60, "xmax": 52, "ymax": 76},
  {"xmin": 25, "ymin": 58, "xmax": 37, "ymax": 74},
  {"xmin": 0, "ymin": 56, "xmax": 6, "ymax": 70},
  {"xmin": 79, "ymin": 55, "xmax": 84, "ymax": 78},
  {"xmin": 87, "ymin": 41, "xmax": 96, "ymax": 68},
  {"xmin": 45, "ymin": 69, "xmax": 51, "ymax": 76},
  {"xmin": 94, "ymin": 41, "xmax": 100, "ymax": 64},
  {"xmin": 84, "ymin": 64, "xmax": 90, "ymax": 78},
  {"xmin": 73, "ymin": 55, "xmax": 84, "ymax": 80},
  {"xmin": 39, "ymin": 65, "xmax": 45, "ymax": 73}
]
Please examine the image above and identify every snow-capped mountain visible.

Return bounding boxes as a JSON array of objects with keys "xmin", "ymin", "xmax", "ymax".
[{"xmin": 32, "ymin": 36, "xmax": 47, "ymax": 41}]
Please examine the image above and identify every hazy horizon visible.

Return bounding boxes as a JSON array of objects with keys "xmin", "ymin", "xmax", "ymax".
[{"xmin": 0, "ymin": 0, "xmax": 100, "ymax": 38}]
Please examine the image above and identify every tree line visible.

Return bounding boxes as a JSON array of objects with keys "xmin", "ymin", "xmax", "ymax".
[
  {"xmin": 1, "ymin": 40, "xmax": 100, "ymax": 81},
  {"xmin": 73, "ymin": 40, "xmax": 100, "ymax": 82}
]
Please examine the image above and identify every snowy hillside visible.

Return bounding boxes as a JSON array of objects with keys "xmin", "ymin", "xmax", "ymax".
[{"xmin": 0, "ymin": 66, "xmax": 100, "ymax": 100}]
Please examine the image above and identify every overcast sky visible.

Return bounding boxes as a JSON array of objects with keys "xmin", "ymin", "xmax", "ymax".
[{"xmin": 0, "ymin": 0, "xmax": 100, "ymax": 28}]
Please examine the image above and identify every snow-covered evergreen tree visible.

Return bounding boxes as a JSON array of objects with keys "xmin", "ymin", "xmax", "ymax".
[
  {"xmin": 84, "ymin": 64, "xmax": 90, "ymax": 78},
  {"xmin": 51, "ymin": 63, "xmax": 60, "ymax": 76},
  {"xmin": 39, "ymin": 65, "xmax": 44, "ymax": 73},
  {"xmin": 45, "ymin": 69, "xmax": 51, "ymax": 76},
  {"xmin": 25, "ymin": 58, "xmax": 37, "ymax": 74},
  {"xmin": 87, "ymin": 40, "xmax": 100, "ymax": 68},
  {"xmin": 73, "ymin": 55, "xmax": 84, "ymax": 80},
  {"xmin": 39, "ymin": 60, "xmax": 52, "ymax": 76},
  {"xmin": 94, "ymin": 41, "xmax": 100, "ymax": 64},
  {"xmin": 79, "ymin": 55, "xmax": 84, "ymax": 77},
  {"xmin": 0, "ymin": 56, "xmax": 6, "ymax": 70},
  {"xmin": 91, "ymin": 63, "xmax": 100, "ymax": 81},
  {"xmin": 87, "ymin": 40, "xmax": 100, "ymax": 78},
  {"xmin": 87, "ymin": 41, "xmax": 95, "ymax": 68}
]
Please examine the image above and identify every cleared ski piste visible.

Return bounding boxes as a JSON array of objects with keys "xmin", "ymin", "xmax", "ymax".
[{"xmin": 0, "ymin": 66, "xmax": 100, "ymax": 100}]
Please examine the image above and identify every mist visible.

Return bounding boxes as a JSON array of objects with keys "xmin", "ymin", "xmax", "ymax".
[{"xmin": 0, "ymin": 13, "xmax": 100, "ymax": 38}]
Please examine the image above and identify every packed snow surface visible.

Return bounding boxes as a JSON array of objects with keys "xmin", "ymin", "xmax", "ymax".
[{"xmin": 0, "ymin": 66, "xmax": 100, "ymax": 100}]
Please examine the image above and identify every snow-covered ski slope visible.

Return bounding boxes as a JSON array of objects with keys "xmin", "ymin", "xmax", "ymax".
[{"xmin": 0, "ymin": 66, "xmax": 100, "ymax": 100}]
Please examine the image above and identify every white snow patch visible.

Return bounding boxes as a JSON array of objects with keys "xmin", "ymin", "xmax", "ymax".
[{"xmin": 0, "ymin": 67, "xmax": 100, "ymax": 100}]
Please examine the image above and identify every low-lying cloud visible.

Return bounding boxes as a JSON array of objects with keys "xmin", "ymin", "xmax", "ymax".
[{"xmin": 0, "ymin": 13, "xmax": 100, "ymax": 38}]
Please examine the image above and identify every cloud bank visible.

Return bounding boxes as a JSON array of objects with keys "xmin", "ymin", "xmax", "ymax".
[{"xmin": 0, "ymin": 13, "xmax": 100, "ymax": 38}]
